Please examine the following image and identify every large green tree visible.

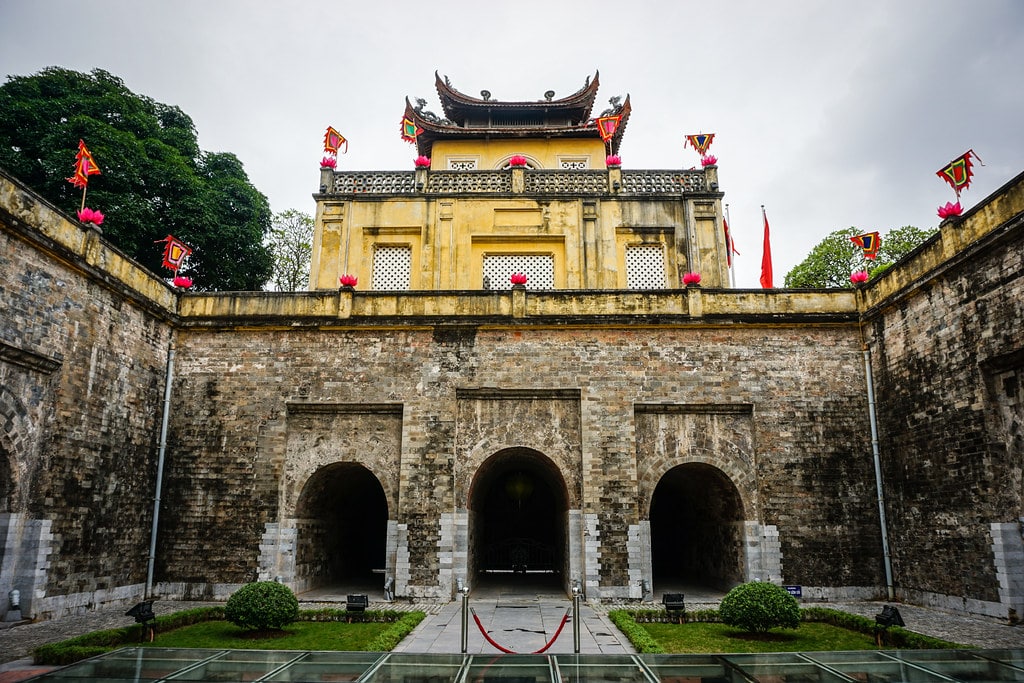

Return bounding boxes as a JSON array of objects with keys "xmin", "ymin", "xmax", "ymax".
[
  {"xmin": 784, "ymin": 225, "xmax": 937, "ymax": 288},
  {"xmin": 266, "ymin": 209, "xmax": 313, "ymax": 291},
  {"xmin": 0, "ymin": 67, "xmax": 273, "ymax": 290}
]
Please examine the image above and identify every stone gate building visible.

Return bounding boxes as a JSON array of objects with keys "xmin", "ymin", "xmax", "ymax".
[{"xmin": 1, "ymin": 73, "xmax": 1022, "ymax": 623}]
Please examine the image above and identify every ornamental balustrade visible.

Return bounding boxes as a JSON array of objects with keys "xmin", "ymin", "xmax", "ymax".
[{"xmin": 328, "ymin": 169, "xmax": 707, "ymax": 196}]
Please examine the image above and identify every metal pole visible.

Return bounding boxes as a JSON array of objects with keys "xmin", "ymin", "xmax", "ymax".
[
  {"xmin": 863, "ymin": 347, "xmax": 895, "ymax": 599},
  {"xmin": 460, "ymin": 580, "xmax": 469, "ymax": 653},
  {"xmin": 146, "ymin": 341, "xmax": 174, "ymax": 597},
  {"xmin": 572, "ymin": 580, "xmax": 581, "ymax": 653}
]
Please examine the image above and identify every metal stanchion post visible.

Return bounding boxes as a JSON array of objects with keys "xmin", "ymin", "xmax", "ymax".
[
  {"xmin": 459, "ymin": 579, "xmax": 469, "ymax": 654},
  {"xmin": 572, "ymin": 579, "xmax": 582, "ymax": 654}
]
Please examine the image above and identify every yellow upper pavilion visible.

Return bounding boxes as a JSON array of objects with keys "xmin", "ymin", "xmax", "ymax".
[{"xmin": 309, "ymin": 72, "xmax": 728, "ymax": 291}]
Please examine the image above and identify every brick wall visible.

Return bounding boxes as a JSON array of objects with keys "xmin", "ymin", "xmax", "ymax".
[
  {"xmin": 0, "ymin": 176, "xmax": 173, "ymax": 618},
  {"xmin": 867, "ymin": 210, "xmax": 1024, "ymax": 617}
]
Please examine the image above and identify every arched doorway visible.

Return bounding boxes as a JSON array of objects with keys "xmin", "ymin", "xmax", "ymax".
[
  {"xmin": 650, "ymin": 463, "xmax": 745, "ymax": 591},
  {"xmin": 468, "ymin": 448, "xmax": 568, "ymax": 594},
  {"xmin": 294, "ymin": 463, "xmax": 388, "ymax": 591}
]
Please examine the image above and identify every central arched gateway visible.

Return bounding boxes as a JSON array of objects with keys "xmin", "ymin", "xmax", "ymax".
[
  {"xmin": 294, "ymin": 463, "xmax": 388, "ymax": 591},
  {"xmin": 468, "ymin": 448, "xmax": 568, "ymax": 593},
  {"xmin": 650, "ymin": 462, "xmax": 745, "ymax": 591}
]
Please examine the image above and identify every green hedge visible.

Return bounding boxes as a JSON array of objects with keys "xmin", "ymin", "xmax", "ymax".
[
  {"xmin": 33, "ymin": 606, "xmax": 420, "ymax": 665},
  {"xmin": 800, "ymin": 608, "xmax": 962, "ymax": 649},
  {"xmin": 610, "ymin": 606, "xmax": 963, "ymax": 650},
  {"xmin": 607, "ymin": 610, "xmax": 665, "ymax": 653}
]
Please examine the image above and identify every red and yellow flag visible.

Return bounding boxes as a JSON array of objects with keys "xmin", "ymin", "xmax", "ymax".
[
  {"xmin": 67, "ymin": 139, "xmax": 101, "ymax": 189},
  {"xmin": 323, "ymin": 126, "xmax": 348, "ymax": 154},
  {"xmin": 400, "ymin": 117, "xmax": 423, "ymax": 144},
  {"xmin": 596, "ymin": 115, "xmax": 622, "ymax": 142},
  {"xmin": 156, "ymin": 234, "xmax": 193, "ymax": 272},
  {"xmin": 937, "ymin": 149, "xmax": 983, "ymax": 197},
  {"xmin": 850, "ymin": 232, "xmax": 881, "ymax": 260},
  {"xmin": 685, "ymin": 133, "xmax": 715, "ymax": 155}
]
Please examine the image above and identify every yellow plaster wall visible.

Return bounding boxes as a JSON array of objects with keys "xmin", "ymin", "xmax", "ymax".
[{"xmin": 432, "ymin": 138, "xmax": 607, "ymax": 169}]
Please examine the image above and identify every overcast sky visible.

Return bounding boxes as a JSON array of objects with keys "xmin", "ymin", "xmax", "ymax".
[{"xmin": 2, "ymin": 1, "xmax": 1022, "ymax": 287}]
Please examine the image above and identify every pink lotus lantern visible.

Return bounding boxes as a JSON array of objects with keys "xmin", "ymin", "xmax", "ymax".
[
  {"xmin": 682, "ymin": 272, "xmax": 702, "ymax": 286},
  {"xmin": 937, "ymin": 201, "xmax": 963, "ymax": 219},
  {"xmin": 173, "ymin": 275, "xmax": 193, "ymax": 288},
  {"xmin": 701, "ymin": 155, "xmax": 718, "ymax": 167},
  {"xmin": 606, "ymin": 154, "xmax": 622, "ymax": 167},
  {"xmin": 320, "ymin": 156, "xmax": 337, "ymax": 169},
  {"xmin": 77, "ymin": 207, "xmax": 104, "ymax": 226},
  {"xmin": 414, "ymin": 155, "xmax": 431, "ymax": 168},
  {"xmin": 508, "ymin": 155, "xmax": 528, "ymax": 167},
  {"xmin": 339, "ymin": 274, "xmax": 358, "ymax": 288},
  {"xmin": 510, "ymin": 272, "xmax": 528, "ymax": 286},
  {"xmin": 850, "ymin": 270, "xmax": 869, "ymax": 285}
]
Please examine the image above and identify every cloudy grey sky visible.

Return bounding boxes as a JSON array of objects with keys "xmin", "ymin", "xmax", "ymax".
[{"xmin": 2, "ymin": 1, "xmax": 1022, "ymax": 287}]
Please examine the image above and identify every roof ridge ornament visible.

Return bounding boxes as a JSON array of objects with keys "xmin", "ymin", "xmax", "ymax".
[{"xmin": 600, "ymin": 96, "xmax": 623, "ymax": 117}]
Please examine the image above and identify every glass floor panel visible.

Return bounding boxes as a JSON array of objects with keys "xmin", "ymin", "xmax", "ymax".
[{"xmin": 24, "ymin": 648, "xmax": 1024, "ymax": 683}]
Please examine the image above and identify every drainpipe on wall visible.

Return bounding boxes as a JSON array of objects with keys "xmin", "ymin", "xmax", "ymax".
[
  {"xmin": 146, "ymin": 341, "xmax": 175, "ymax": 598},
  {"xmin": 863, "ymin": 346, "xmax": 895, "ymax": 600}
]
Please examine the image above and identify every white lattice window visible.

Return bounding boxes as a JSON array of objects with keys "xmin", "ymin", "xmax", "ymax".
[
  {"xmin": 558, "ymin": 157, "xmax": 590, "ymax": 170},
  {"xmin": 626, "ymin": 245, "xmax": 666, "ymax": 289},
  {"xmin": 447, "ymin": 158, "xmax": 478, "ymax": 170},
  {"xmin": 482, "ymin": 254, "xmax": 554, "ymax": 289},
  {"xmin": 372, "ymin": 246, "xmax": 412, "ymax": 290}
]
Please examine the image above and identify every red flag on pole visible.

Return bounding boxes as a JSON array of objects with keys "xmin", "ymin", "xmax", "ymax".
[
  {"xmin": 723, "ymin": 217, "xmax": 740, "ymax": 267},
  {"xmin": 760, "ymin": 207, "xmax": 773, "ymax": 288},
  {"xmin": 156, "ymin": 235, "xmax": 193, "ymax": 272},
  {"xmin": 67, "ymin": 139, "xmax": 101, "ymax": 189}
]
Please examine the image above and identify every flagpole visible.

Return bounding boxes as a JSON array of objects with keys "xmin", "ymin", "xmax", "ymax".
[{"xmin": 725, "ymin": 203, "xmax": 735, "ymax": 289}]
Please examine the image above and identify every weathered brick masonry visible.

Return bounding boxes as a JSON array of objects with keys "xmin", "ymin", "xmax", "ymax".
[
  {"xmin": 159, "ymin": 321, "xmax": 882, "ymax": 600},
  {"xmin": 0, "ymin": 173, "xmax": 174, "ymax": 619},
  {"xmin": 864, "ymin": 174, "xmax": 1024, "ymax": 618},
  {"xmin": 2, "ymin": 166, "xmax": 1022, "ymax": 620}
]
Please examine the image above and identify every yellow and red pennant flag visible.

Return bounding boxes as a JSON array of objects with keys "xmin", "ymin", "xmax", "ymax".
[
  {"xmin": 156, "ymin": 234, "xmax": 193, "ymax": 272},
  {"xmin": 936, "ymin": 149, "xmax": 983, "ymax": 198},
  {"xmin": 850, "ymin": 232, "xmax": 881, "ymax": 260},
  {"xmin": 400, "ymin": 117, "xmax": 423, "ymax": 144},
  {"xmin": 67, "ymin": 139, "xmax": 101, "ymax": 189},
  {"xmin": 685, "ymin": 133, "xmax": 715, "ymax": 155},
  {"xmin": 596, "ymin": 115, "xmax": 622, "ymax": 142},
  {"xmin": 323, "ymin": 126, "xmax": 348, "ymax": 154}
]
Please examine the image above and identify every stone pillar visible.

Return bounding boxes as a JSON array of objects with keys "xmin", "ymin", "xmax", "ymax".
[
  {"xmin": 991, "ymin": 521, "xmax": 1024, "ymax": 619},
  {"xmin": 511, "ymin": 167, "xmax": 525, "ymax": 194},
  {"xmin": 744, "ymin": 521, "xmax": 782, "ymax": 584},
  {"xmin": 628, "ymin": 521, "xmax": 653, "ymax": 600}
]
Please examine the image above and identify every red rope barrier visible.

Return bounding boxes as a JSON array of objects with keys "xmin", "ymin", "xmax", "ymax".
[
  {"xmin": 531, "ymin": 609, "xmax": 570, "ymax": 654},
  {"xmin": 471, "ymin": 607, "xmax": 571, "ymax": 654}
]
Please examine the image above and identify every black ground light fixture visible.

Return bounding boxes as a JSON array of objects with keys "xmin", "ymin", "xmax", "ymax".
[
  {"xmin": 125, "ymin": 600, "xmax": 156, "ymax": 642},
  {"xmin": 873, "ymin": 604, "xmax": 905, "ymax": 646}
]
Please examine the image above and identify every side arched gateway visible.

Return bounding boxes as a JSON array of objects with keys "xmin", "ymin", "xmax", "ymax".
[
  {"xmin": 650, "ymin": 462, "xmax": 746, "ymax": 591},
  {"xmin": 294, "ymin": 463, "xmax": 388, "ymax": 591}
]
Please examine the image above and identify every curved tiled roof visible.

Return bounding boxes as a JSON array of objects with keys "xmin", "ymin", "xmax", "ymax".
[
  {"xmin": 434, "ymin": 71, "xmax": 601, "ymax": 123},
  {"xmin": 401, "ymin": 73, "xmax": 631, "ymax": 158}
]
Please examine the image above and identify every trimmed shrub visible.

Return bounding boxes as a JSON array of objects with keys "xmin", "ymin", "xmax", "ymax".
[
  {"xmin": 608, "ymin": 610, "xmax": 666, "ymax": 653},
  {"xmin": 718, "ymin": 582, "xmax": 800, "ymax": 633},
  {"xmin": 224, "ymin": 581, "xmax": 299, "ymax": 631}
]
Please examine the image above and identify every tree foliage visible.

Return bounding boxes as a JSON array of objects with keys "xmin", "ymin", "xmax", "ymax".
[
  {"xmin": 0, "ymin": 67, "xmax": 273, "ymax": 290},
  {"xmin": 784, "ymin": 225, "xmax": 937, "ymax": 288},
  {"xmin": 266, "ymin": 209, "xmax": 313, "ymax": 291},
  {"xmin": 718, "ymin": 581, "xmax": 801, "ymax": 633}
]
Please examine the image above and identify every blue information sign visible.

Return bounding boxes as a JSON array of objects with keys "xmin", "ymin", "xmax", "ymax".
[{"xmin": 784, "ymin": 585, "xmax": 802, "ymax": 597}]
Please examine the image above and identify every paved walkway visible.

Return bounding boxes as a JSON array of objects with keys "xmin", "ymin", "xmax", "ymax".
[{"xmin": 2, "ymin": 592, "xmax": 1023, "ymax": 682}]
